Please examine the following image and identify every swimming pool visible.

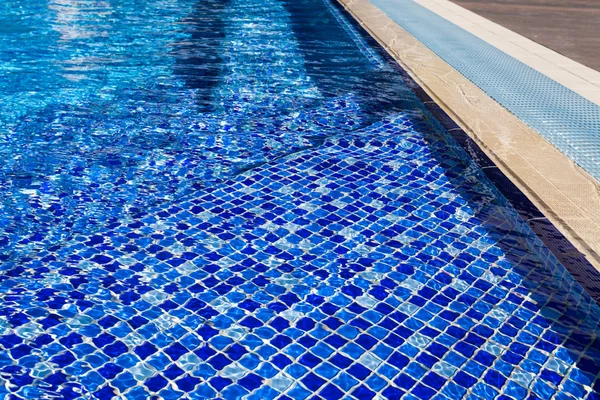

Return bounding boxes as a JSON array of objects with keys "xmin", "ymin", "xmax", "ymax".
[{"xmin": 1, "ymin": 0, "xmax": 599, "ymax": 398}]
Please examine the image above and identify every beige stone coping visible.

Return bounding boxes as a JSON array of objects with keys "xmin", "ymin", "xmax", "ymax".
[
  {"xmin": 337, "ymin": 0, "xmax": 600, "ymax": 271},
  {"xmin": 412, "ymin": 0, "xmax": 600, "ymax": 106}
]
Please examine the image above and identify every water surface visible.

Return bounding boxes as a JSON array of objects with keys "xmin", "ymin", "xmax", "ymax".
[{"xmin": 0, "ymin": 0, "xmax": 599, "ymax": 399}]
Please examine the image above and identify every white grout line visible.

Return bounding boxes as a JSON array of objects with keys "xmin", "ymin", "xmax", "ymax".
[{"xmin": 411, "ymin": 0, "xmax": 600, "ymax": 107}]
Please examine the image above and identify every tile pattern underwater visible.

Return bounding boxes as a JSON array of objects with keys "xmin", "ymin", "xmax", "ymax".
[{"xmin": 1, "ymin": 0, "xmax": 600, "ymax": 399}]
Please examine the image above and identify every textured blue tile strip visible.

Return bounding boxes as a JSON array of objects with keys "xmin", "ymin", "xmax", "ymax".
[{"xmin": 370, "ymin": 0, "xmax": 600, "ymax": 181}]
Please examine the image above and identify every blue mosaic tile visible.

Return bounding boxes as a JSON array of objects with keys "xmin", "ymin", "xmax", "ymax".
[{"xmin": 0, "ymin": 0, "xmax": 600, "ymax": 399}]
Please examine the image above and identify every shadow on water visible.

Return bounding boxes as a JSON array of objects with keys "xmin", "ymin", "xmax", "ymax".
[
  {"xmin": 281, "ymin": 0, "xmax": 370, "ymax": 96},
  {"xmin": 281, "ymin": 0, "xmax": 416, "ymax": 118},
  {"xmin": 171, "ymin": 0, "xmax": 231, "ymax": 111}
]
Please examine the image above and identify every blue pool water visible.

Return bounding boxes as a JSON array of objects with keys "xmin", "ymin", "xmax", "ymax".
[{"xmin": 0, "ymin": 0, "xmax": 599, "ymax": 399}]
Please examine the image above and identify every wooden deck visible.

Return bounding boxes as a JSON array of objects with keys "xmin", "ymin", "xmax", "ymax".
[{"xmin": 452, "ymin": 0, "xmax": 600, "ymax": 71}]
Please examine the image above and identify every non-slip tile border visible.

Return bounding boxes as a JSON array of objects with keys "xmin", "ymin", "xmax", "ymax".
[{"xmin": 331, "ymin": 0, "xmax": 600, "ymax": 302}]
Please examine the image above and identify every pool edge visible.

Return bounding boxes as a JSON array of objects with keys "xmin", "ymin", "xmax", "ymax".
[{"xmin": 336, "ymin": 0, "xmax": 600, "ymax": 297}]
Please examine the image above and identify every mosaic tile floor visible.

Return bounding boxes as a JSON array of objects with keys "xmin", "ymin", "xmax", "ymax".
[{"xmin": 1, "ymin": 0, "xmax": 600, "ymax": 399}]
